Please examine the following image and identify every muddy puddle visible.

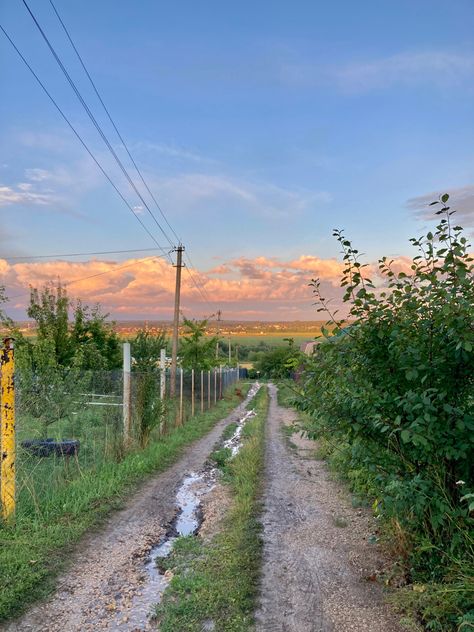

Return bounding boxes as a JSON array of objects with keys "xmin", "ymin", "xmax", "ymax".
[{"xmin": 113, "ymin": 384, "xmax": 260, "ymax": 630}]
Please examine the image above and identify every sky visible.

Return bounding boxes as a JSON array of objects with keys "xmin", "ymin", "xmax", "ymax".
[{"xmin": 0, "ymin": 0, "xmax": 473, "ymax": 320}]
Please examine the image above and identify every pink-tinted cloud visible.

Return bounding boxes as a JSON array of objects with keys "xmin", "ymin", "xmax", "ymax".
[{"xmin": 1, "ymin": 250, "xmax": 428, "ymax": 320}]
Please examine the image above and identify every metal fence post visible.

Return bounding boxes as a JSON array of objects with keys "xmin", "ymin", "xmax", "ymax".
[
  {"xmin": 123, "ymin": 342, "xmax": 131, "ymax": 443},
  {"xmin": 219, "ymin": 365, "xmax": 223, "ymax": 399},
  {"xmin": 1, "ymin": 337, "xmax": 15, "ymax": 521}
]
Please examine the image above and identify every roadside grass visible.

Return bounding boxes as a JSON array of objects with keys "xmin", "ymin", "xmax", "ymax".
[
  {"xmin": 155, "ymin": 385, "xmax": 268, "ymax": 632},
  {"xmin": 0, "ymin": 383, "xmax": 250, "ymax": 623}
]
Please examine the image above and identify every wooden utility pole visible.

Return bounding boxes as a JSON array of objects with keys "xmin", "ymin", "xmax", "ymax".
[
  {"xmin": 170, "ymin": 245, "xmax": 184, "ymax": 397},
  {"xmin": 228, "ymin": 337, "xmax": 231, "ymax": 364}
]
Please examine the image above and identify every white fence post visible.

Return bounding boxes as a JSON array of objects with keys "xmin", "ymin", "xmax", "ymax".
[
  {"xmin": 160, "ymin": 348, "xmax": 166, "ymax": 399},
  {"xmin": 123, "ymin": 342, "xmax": 131, "ymax": 442},
  {"xmin": 208, "ymin": 370, "xmax": 211, "ymax": 409},
  {"xmin": 201, "ymin": 370, "xmax": 204, "ymax": 413}
]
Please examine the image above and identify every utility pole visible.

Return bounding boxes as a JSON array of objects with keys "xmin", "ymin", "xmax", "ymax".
[
  {"xmin": 215, "ymin": 309, "xmax": 222, "ymax": 359},
  {"xmin": 170, "ymin": 244, "xmax": 184, "ymax": 397},
  {"xmin": 228, "ymin": 336, "xmax": 231, "ymax": 365}
]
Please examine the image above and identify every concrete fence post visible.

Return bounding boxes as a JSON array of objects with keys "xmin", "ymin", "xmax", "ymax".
[{"xmin": 123, "ymin": 342, "xmax": 131, "ymax": 443}]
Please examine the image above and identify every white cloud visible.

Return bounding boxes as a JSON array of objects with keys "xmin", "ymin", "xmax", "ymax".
[
  {"xmin": 0, "ymin": 184, "xmax": 52, "ymax": 207},
  {"xmin": 133, "ymin": 141, "xmax": 208, "ymax": 163},
  {"xmin": 153, "ymin": 172, "xmax": 331, "ymax": 219},
  {"xmin": 279, "ymin": 50, "xmax": 474, "ymax": 92}
]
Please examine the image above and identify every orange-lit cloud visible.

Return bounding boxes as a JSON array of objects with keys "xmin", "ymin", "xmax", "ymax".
[{"xmin": 0, "ymin": 251, "xmax": 431, "ymax": 320}]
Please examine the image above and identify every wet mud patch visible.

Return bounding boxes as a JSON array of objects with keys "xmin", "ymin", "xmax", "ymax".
[{"xmin": 111, "ymin": 384, "xmax": 261, "ymax": 630}]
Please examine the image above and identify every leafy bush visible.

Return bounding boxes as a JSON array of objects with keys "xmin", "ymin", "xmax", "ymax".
[{"xmin": 298, "ymin": 196, "xmax": 474, "ymax": 629}]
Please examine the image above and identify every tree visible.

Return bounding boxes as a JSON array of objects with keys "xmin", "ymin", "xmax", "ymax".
[
  {"xmin": 71, "ymin": 301, "xmax": 121, "ymax": 370},
  {"xmin": 254, "ymin": 338, "xmax": 303, "ymax": 378},
  {"xmin": 131, "ymin": 329, "xmax": 168, "ymax": 447},
  {"xmin": 179, "ymin": 317, "xmax": 219, "ymax": 370},
  {"xmin": 27, "ymin": 283, "xmax": 121, "ymax": 369},
  {"xmin": 28, "ymin": 283, "xmax": 71, "ymax": 365}
]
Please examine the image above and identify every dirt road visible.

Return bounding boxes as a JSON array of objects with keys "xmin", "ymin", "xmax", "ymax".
[
  {"xmin": 255, "ymin": 384, "xmax": 403, "ymax": 632},
  {"xmin": 3, "ymin": 391, "xmax": 257, "ymax": 632}
]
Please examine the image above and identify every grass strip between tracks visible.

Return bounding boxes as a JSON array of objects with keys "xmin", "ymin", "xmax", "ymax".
[
  {"xmin": 155, "ymin": 384, "xmax": 268, "ymax": 632},
  {"xmin": 0, "ymin": 383, "xmax": 251, "ymax": 623}
]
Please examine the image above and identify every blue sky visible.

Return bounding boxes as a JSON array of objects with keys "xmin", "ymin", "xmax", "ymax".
[{"xmin": 0, "ymin": 0, "xmax": 473, "ymax": 319}]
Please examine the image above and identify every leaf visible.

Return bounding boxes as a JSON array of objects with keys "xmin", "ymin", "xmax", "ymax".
[
  {"xmin": 429, "ymin": 201, "xmax": 439, "ymax": 206},
  {"xmin": 401, "ymin": 429, "xmax": 410, "ymax": 443},
  {"xmin": 441, "ymin": 193, "xmax": 449, "ymax": 203}
]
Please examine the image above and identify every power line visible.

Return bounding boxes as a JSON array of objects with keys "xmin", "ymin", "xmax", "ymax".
[
  {"xmin": 48, "ymin": 0, "xmax": 181, "ymax": 246},
  {"xmin": 185, "ymin": 251, "xmax": 215, "ymax": 306},
  {"xmin": 3, "ymin": 247, "xmax": 167, "ymax": 261},
  {"xmin": 21, "ymin": 0, "xmax": 175, "ymax": 249},
  {"xmin": 0, "ymin": 23, "xmax": 171, "ymax": 262}
]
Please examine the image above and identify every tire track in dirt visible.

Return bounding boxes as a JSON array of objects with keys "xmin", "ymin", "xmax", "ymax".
[
  {"xmin": 255, "ymin": 384, "xmax": 404, "ymax": 632},
  {"xmin": 3, "ymin": 390, "xmax": 257, "ymax": 632}
]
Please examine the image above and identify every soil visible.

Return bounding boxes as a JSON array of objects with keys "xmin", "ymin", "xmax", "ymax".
[
  {"xmin": 255, "ymin": 384, "xmax": 404, "ymax": 632},
  {"xmin": 3, "ymin": 393, "xmax": 256, "ymax": 632}
]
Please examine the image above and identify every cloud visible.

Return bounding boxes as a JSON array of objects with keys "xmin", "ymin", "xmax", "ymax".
[
  {"xmin": 0, "ymin": 184, "xmax": 53, "ymax": 207},
  {"xmin": 278, "ymin": 50, "xmax": 474, "ymax": 92},
  {"xmin": 154, "ymin": 173, "xmax": 331, "ymax": 219},
  {"xmin": 133, "ymin": 141, "xmax": 208, "ymax": 164},
  {"xmin": 0, "ymin": 252, "xmax": 346, "ymax": 319},
  {"xmin": 407, "ymin": 185, "xmax": 474, "ymax": 228}
]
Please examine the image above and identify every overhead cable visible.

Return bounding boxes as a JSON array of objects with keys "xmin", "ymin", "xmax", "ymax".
[
  {"xmin": 48, "ymin": 0, "xmax": 181, "ymax": 245},
  {"xmin": 0, "ymin": 23, "xmax": 171, "ymax": 262},
  {"xmin": 21, "ymin": 0, "xmax": 175, "ymax": 250}
]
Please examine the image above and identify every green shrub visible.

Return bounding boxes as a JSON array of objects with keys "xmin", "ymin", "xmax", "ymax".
[{"xmin": 298, "ymin": 196, "xmax": 474, "ymax": 629}]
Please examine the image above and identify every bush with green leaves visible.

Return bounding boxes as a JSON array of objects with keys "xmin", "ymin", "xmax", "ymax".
[
  {"xmin": 254, "ymin": 337, "xmax": 303, "ymax": 378},
  {"xmin": 298, "ymin": 195, "xmax": 474, "ymax": 630}
]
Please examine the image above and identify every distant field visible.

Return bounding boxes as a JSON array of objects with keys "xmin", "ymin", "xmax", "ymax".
[{"xmin": 228, "ymin": 333, "xmax": 320, "ymax": 346}]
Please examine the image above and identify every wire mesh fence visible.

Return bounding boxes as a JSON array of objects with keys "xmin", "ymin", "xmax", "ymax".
[{"xmin": 2, "ymin": 360, "xmax": 241, "ymax": 521}]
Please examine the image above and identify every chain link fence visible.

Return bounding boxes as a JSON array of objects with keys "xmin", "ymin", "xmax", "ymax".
[{"xmin": 2, "ymin": 356, "xmax": 242, "ymax": 521}]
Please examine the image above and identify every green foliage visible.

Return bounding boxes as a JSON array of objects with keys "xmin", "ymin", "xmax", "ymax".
[
  {"xmin": 179, "ymin": 317, "xmax": 219, "ymax": 370},
  {"xmin": 131, "ymin": 329, "xmax": 168, "ymax": 446},
  {"xmin": 26, "ymin": 283, "xmax": 121, "ymax": 370},
  {"xmin": 16, "ymin": 338, "xmax": 90, "ymax": 437},
  {"xmin": 254, "ymin": 337, "xmax": 304, "ymax": 378},
  {"xmin": 71, "ymin": 301, "xmax": 121, "ymax": 370},
  {"xmin": 299, "ymin": 196, "xmax": 474, "ymax": 630},
  {"xmin": 131, "ymin": 328, "xmax": 167, "ymax": 371},
  {"xmin": 28, "ymin": 283, "xmax": 71, "ymax": 365}
]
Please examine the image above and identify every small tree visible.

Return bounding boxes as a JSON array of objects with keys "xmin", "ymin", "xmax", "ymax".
[
  {"xmin": 28, "ymin": 283, "xmax": 72, "ymax": 365},
  {"xmin": 179, "ymin": 317, "xmax": 219, "ymax": 370},
  {"xmin": 131, "ymin": 329, "xmax": 167, "ymax": 447}
]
